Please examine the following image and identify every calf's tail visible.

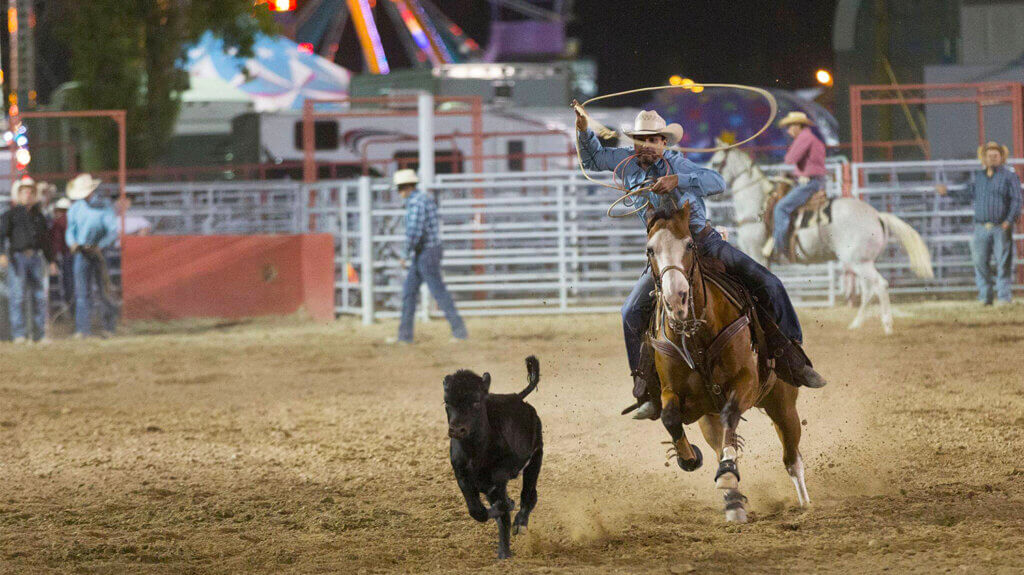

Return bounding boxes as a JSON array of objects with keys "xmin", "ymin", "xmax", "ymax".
[{"xmin": 517, "ymin": 356, "xmax": 540, "ymax": 399}]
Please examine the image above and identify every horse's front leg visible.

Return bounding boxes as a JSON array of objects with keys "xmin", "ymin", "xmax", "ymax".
[
  {"xmin": 716, "ymin": 394, "xmax": 748, "ymax": 523},
  {"xmin": 656, "ymin": 360, "xmax": 702, "ymax": 472}
]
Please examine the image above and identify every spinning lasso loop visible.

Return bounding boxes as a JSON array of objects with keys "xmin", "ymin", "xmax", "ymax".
[{"xmin": 572, "ymin": 84, "xmax": 778, "ymax": 218}]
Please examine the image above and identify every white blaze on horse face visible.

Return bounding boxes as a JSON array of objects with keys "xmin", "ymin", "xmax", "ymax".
[{"xmin": 648, "ymin": 228, "xmax": 690, "ymax": 320}]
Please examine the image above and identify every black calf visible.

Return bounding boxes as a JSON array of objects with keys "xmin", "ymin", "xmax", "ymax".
[{"xmin": 443, "ymin": 356, "xmax": 543, "ymax": 560}]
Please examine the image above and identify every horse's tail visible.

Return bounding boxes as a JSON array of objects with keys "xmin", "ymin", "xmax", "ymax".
[
  {"xmin": 878, "ymin": 213, "xmax": 934, "ymax": 279},
  {"xmin": 517, "ymin": 356, "xmax": 540, "ymax": 400}
]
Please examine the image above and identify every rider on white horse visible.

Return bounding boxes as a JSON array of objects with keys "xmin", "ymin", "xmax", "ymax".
[
  {"xmin": 764, "ymin": 111, "xmax": 827, "ymax": 262},
  {"xmin": 572, "ymin": 103, "xmax": 827, "ymax": 420}
]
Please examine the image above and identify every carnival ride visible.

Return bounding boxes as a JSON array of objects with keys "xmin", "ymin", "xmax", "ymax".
[{"xmin": 271, "ymin": 1, "xmax": 572, "ymax": 73}]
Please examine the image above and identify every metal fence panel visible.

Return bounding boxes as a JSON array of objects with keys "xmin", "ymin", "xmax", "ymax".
[{"xmin": 851, "ymin": 159, "xmax": 1023, "ymax": 294}]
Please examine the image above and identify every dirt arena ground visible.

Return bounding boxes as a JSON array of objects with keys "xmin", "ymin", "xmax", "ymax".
[{"xmin": 1, "ymin": 302, "xmax": 1023, "ymax": 574}]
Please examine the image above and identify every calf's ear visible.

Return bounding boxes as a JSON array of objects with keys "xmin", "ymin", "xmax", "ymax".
[{"xmin": 481, "ymin": 373, "xmax": 491, "ymax": 394}]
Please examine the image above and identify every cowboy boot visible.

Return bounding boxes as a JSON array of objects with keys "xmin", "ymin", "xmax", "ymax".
[
  {"xmin": 629, "ymin": 368, "xmax": 662, "ymax": 420},
  {"xmin": 773, "ymin": 341, "xmax": 827, "ymax": 388},
  {"xmin": 623, "ymin": 370, "xmax": 662, "ymax": 420},
  {"xmin": 758, "ymin": 313, "xmax": 826, "ymax": 389}
]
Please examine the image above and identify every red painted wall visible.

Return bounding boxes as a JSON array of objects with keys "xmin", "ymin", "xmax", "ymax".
[{"xmin": 122, "ymin": 234, "xmax": 335, "ymax": 321}]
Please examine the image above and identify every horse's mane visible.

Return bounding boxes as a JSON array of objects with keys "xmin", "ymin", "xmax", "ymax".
[{"xmin": 645, "ymin": 203, "xmax": 692, "ymax": 235}]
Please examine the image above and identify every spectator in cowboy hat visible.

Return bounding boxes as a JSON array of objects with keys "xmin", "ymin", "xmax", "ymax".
[
  {"xmin": 65, "ymin": 174, "xmax": 120, "ymax": 337},
  {"xmin": 937, "ymin": 141, "xmax": 1022, "ymax": 305},
  {"xmin": 387, "ymin": 168, "xmax": 467, "ymax": 344},
  {"xmin": 0, "ymin": 177, "xmax": 57, "ymax": 343}
]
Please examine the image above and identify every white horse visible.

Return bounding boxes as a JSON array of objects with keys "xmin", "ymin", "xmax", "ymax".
[{"xmin": 708, "ymin": 145, "xmax": 934, "ymax": 334}]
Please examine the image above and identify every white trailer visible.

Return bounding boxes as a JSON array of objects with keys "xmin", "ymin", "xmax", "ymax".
[{"xmin": 230, "ymin": 105, "xmax": 639, "ymax": 178}]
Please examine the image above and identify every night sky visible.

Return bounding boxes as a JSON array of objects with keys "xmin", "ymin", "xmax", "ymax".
[{"xmin": 330, "ymin": 1, "xmax": 836, "ymax": 101}]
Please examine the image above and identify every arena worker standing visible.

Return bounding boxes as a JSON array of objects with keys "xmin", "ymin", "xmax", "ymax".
[
  {"xmin": 388, "ymin": 169, "xmax": 468, "ymax": 344},
  {"xmin": 65, "ymin": 174, "xmax": 120, "ymax": 339}
]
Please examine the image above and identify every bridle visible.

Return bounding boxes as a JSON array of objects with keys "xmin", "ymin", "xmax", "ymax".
[{"xmin": 647, "ymin": 229, "xmax": 708, "ymax": 370}]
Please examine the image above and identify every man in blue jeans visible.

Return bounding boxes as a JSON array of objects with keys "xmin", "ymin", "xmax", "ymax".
[
  {"xmin": 0, "ymin": 178, "xmax": 58, "ymax": 343},
  {"xmin": 573, "ymin": 102, "xmax": 826, "ymax": 420},
  {"xmin": 65, "ymin": 174, "xmax": 120, "ymax": 338},
  {"xmin": 937, "ymin": 142, "xmax": 1022, "ymax": 305},
  {"xmin": 764, "ymin": 111, "xmax": 827, "ymax": 263},
  {"xmin": 390, "ymin": 169, "xmax": 467, "ymax": 344}
]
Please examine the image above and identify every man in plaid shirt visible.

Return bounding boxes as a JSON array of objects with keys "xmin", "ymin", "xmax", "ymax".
[{"xmin": 391, "ymin": 169, "xmax": 467, "ymax": 343}]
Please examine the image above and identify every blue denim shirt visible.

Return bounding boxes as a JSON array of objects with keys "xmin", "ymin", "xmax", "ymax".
[
  {"xmin": 66, "ymin": 196, "xmax": 119, "ymax": 249},
  {"xmin": 577, "ymin": 129, "xmax": 726, "ymax": 230},
  {"xmin": 950, "ymin": 166, "xmax": 1023, "ymax": 224}
]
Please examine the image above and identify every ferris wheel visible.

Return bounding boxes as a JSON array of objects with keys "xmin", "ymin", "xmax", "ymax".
[{"xmin": 275, "ymin": 1, "xmax": 572, "ymax": 74}]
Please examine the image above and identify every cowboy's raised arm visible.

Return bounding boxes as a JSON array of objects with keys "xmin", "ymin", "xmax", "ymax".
[
  {"xmin": 576, "ymin": 128, "xmax": 632, "ymax": 174},
  {"xmin": 667, "ymin": 155, "xmax": 727, "ymax": 197}
]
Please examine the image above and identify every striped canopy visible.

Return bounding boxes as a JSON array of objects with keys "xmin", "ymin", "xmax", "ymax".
[{"xmin": 184, "ymin": 32, "xmax": 352, "ymax": 112}]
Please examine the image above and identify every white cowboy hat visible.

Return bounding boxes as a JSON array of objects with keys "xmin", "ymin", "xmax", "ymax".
[
  {"xmin": 778, "ymin": 111, "xmax": 816, "ymax": 128},
  {"xmin": 55, "ymin": 197, "xmax": 72, "ymax": 210},
  {"xmin": 10, "ymin": 177, "xmax": 36, "ymax": 198},
  {"xmin": 977, "ymin": 141, "xmax": 1009, "ymax": 164},
  {"xmin": 623, "ymin": 110, "xmax": 684, "ymax": 146},
  {"xmin": 393, "ymin": 169, "xmax": 419, "ymax": 187},
  {"xmin": 66, "ymin": 173, "xmax": 102, "ymax": 200}
]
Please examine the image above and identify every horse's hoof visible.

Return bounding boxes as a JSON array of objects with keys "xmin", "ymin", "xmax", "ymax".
[
  {"xmin": 725, "ymin": 508, "xmax": 748, "ymax": 523},
  {"xmin": 677, "ymin": 444, "xmax": 703, "ymax": 472}
]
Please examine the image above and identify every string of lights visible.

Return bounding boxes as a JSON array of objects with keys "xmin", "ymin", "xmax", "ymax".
[{"xmin": 3, "ymin": 2, "xmax": 31, "ymax": 174}]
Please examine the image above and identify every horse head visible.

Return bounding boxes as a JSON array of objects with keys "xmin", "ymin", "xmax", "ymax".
[
  {"xmin": 708, "ymin": 138, "xmax": 730, "ymax": 175},
  {"xmin": 709, "ymin": 143, "xmax": 756, "ymax": 188},
  {"xmin": 645, "ymin": 202, "xmax": 697, "ymax": 324}
]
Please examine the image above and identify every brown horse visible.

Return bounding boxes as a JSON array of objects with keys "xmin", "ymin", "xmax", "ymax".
[{"xmin": 644, "ymin": 203, "xmax": 809, "ymax": 523}]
